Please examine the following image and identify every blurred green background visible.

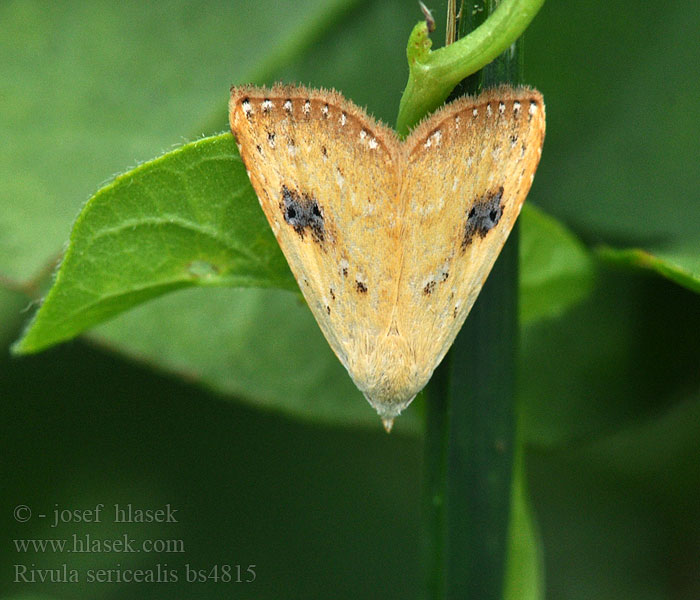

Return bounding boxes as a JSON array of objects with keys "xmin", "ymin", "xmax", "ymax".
[{"xmin": 1, "ymin": 1, "xmax": 699, "ymax": 598}]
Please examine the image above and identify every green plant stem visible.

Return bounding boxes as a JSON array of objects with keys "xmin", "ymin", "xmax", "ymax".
[
  {"xmin": 396, "ymin": 0, "xmax": 543, "ymax": 135},
  {"xmin": 422, "ymin": 1, "xmax": 525, "ymax": 598}
]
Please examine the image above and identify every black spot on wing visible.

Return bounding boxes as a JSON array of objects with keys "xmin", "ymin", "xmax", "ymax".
[
  {"xmin": 423, "ymin": 269, "xmax": 448, "ymax": 296},
  {"xmin": 280, "ymin": 185, "xmax": 325, "ymax": 244},
  {"xmin": 461, "ymin": 186, "xmax": 505, "ymax": 250}
]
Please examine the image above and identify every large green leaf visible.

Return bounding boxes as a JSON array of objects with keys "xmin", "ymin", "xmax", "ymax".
[
  {"xmin": 14, "ymin": 134, "xmax": 294, "ymax": 354},
  {"xmin": 519, "ymin": 203, "xmax": 595, "ymax": 324}
]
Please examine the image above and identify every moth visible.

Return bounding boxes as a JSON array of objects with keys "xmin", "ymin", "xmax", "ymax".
[{"xmin": 229, "ymin": 84, "xmax": 545, "ymax": 430}]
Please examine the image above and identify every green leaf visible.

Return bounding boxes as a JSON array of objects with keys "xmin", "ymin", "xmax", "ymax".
[
  {"xmin": 519, "ymin": 203, "xmax": 596, "ymax": 324},
  {"xmin": 597, "ymin": 244, "xmax": 700, "ymax": 294},
  {"xmin": 14, "ymin": 134, "xmax": 295, "ymax": 354}
]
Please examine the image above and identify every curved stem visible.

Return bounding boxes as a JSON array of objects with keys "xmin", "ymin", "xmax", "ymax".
[{"xmin": 396, "ymin": 0, "xmax": 544, "ymax": 135}]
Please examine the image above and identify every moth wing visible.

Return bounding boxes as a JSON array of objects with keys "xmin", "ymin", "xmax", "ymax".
[
  {"xmin": 399, "ymin": 87, "xmax": 546, "ymax": 382},
  {"xmin": 229, "ymin": 85, "xmax": 401, "ymax": 380}
]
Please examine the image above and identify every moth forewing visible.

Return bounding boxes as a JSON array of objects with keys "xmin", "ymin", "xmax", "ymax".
[{"xmin": 229, "ymin": 85, "xmax": 545, "ymax": 429}]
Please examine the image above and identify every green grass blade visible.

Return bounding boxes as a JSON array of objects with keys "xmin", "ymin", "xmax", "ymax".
[{"xmin": 422, "ymin": 1, "xmax": 541, "ymax": 597}]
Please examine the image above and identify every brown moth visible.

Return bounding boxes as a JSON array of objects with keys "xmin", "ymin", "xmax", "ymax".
[{"xmin": 229, "ymin": 85, "xmax": 545, "ymax": 431}]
